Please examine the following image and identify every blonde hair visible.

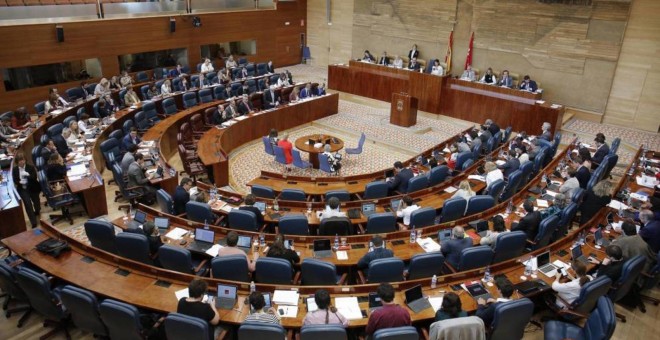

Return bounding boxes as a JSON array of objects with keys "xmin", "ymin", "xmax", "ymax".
[
  {"xmin": 458, "ymin": 180, "xmax": 473, "ymax": 195},
  {"xmin": 484, "ymin": 161, "xmax": 497, "ymax": 173},
  {"xmin": 593, "ymin": 180, "xmax": 612, "ymax": 197}
]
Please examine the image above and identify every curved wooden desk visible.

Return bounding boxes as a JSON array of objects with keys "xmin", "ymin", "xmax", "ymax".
[
  {"xmin": 198, "ymin": 94, "xmax": 340, "ymax": 187},
  {"xmin": 294, "ymin": 134, "xmax": 344, "ymax": 169}
]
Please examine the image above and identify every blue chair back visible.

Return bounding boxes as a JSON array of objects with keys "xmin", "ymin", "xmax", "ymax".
[
  {"xmin": 440, "ymin": 197, "xmax": 467, "ymax": 223},
  {"xmin": 99, "ymin": 299, "xmax": 144, "ymax": 340},
  {"xmin": 34, "ymin": 101, "xmax": 46, "ymax": 115},
  {"xmin": 262, "ymin": 136, "xmax": 275, "ymax": 155},
  {"xmin": 572, "ymin": 188, "xmax": 585, "ymax": 206},
  {"xmin": 364, "ymin": 181, "xmax": 388, "ymax": 199},
  {"xmin": 183, "ymin": 92, "xmax": 198, "ymax": 109},
  {"xmin": 274, "ymin": 145, "xmax": 287, "ymax": 166},
  {"xmin": 60, "ymin": 285, "xmax": 108, "ymax": 337},
  {"xmin": 610, "ymin": 137, "xmax": 621, "ymax": 155},
  {"xmin": 407, "ymin": 175, "xmax": 429, "ymax": 193},
  {"xmin": 455, "ymin": 151, "xmax": 473, "ymax": 171},
  {"xmin": 116, "ymin": 232, "xmax": 154, "ymax": 266},
  {"xmin": 162, "ymin": 97, "xmax": 178, "ymax": 115},
  {"xmin": 278, "ymin": 214, "xmax": 309, "ymax": 235},
  {"xmin": 367, "ymin": 258, "xmax": 404, "ymax": 283},
  {"xmin": 458, "ymin": 245, "xmax": 493, "ymax": 271},
  {"xmin": 494, "ymin": 131, "xmax": 502, "ymax": 146},
  {"xmin": 532, "ymin": 147, "xmax": 547, "ymax": 174},
  {"xmin": 122, "ymin": 119, "xmax": 135, "ymax": 135},
  {"xmin": 140, "ymin": 85, "xmax": 149, "ymax": 99},
  {"xmin": 551, "ymin": 132, "xmax": 562, "ymax": 155},
  {"xmin": 570, "ymin": 276, "xmax": 612, "ymax": 316},
  {"xmin": 256, "ymin": 63, "xmax": 267, "ymax": 76},
  {"xmin": 609, "ymin": 255, "xmax": 646, "ymax": 303},
  {"xmin": 408, "ymin": 252, "xmax": 444, "ymax": 280},
  {"xmin": 462, "ymin": 158, "xmax": 474, "ymax": 171},
  {"xmin": 66, "ymin": 87, "xmax": 84, "ymax": 101},
  {"xmin": 301, "ymin": 258, "xmax": 340, "ymax": 285},
  {"xmin": 84, "ymin": 220, "xmax": 117, "ymax": 254},
  {"xmin": 465, "ymin": 195, "xmax": 495, "ymax": 216},
  {"xmin": 211, "ymin": 255, "xmax": 250, "ymax": 282},
  {"xmin": 164, "ymin": 313, "xmax": 212, "ymax": 340},
  {"xmin": 228, "ymin": 209, "xmax": 259, "ymax": 231},
  {"xmin": 63, "ymin": 115, "xmax": 76, "ymax": 128},
  {"xmin": 373, "ymin": 326, "xmax": 418, "ymax": 340},
  {"xmin": 31, "ymin": 145, "xmax": 43, "ymax": 165},
  {"xmin": 213, "ymin": 85, "xmax": 227, "ymax": 100},
  {"xmin": 185, "ymin": 201, "xmax": 217, "ymax": 224},
  {"xmin": 109, "ymin": 129, "xmax": 123, "ymax": 141},
  {"xmin": 292, "ymin": 149, "xmax": 311, "ymax": 170},
  {"xmin": 326, "ymin": 190, "xmax": 350, "ymax": 202},
  {"xmin": 485, "ymin": 136, "xmax": 496, "ymax": 154},
  {"xmin": 490, "ymin": 298, "xmax": 534, "ymax": 340},
  {"xmin": 230, "ymin": 82, "xmax": 242, "ymax": 96},
  {"xmin": 531, "ymin": 215, "xmax": 559, "ymax": 250},
  {"xmin": 486, "ymin": 179, "xmax": 505, "ymax": 203},
  {"xmin": 16, "ymin": 267, "xmax": 67, "ymax": 322},
  {"xmin": 134, "ymin": 111, "xmax": 149, "ymax": 130},
  {"xmin": 604, "ymin": 154, "xmax": 618, "ymax": 178},
  {"xmin": 555, "ymin": 202, "xmax": 578, "ymax": 239},
  {"xmin": 156, "ymin": 189, "xmax": 175, "ymax": 214},
  {"xmin": 159, "ymin": 245, "xmax": 196, "ymax": 274},
  {"xmin": 280, "ymin": 188, "xmax": 306, "ymax": 201},
  {"xmin": 519, "ymin": 161, "xmax": 534, "ymax": 184},
  {"xmin": 492, "ymin": 231, "xmax": 527, "ymax": 263},
  {"xmin": 503, "ymin": 126, "xmax": 512, "ymax": 142},
  {"xmin": 198, "ymin": 88, "xmax": 213, "ymax": 103},
  {"xmin": 143, "ymin": 102, "xmax": 159, "ymax": 123},
  {"xmin": 47, "ymin": 123, "xmax": 64, "ymax": 138},
  {"xmin": 410, "ymin": 207, "xmax": 436, "ymax": 228},
  {"xmin": 255, "ymin": 257, "xmax": 293, "ymax": 284},
  {"xmin": 428, "ymin": 165, "xmax": 450, "ymax": 186},
  {"xmin": 251, "ymin": 184, "xmax": 275, "ymax": 199},
  {"xmin": 345, "ymin": 132, "xmax": 366, "ymax": 155},
  {"xmin": 300, "ymin": 324, "xmax": 347, "ymax": 340},
  {"xmin": 500, "ymin": 169, "xmax": 523, "ymax": 200},
  {"xmin": 471, "ymin": 143, "xmax": 481, "ymax": 160},
  {"xmin": 318, "ymin": 153, "xmax": 334, "ymax": 174},
  {"xmin": 239, "ymin": 323, "xmax": 287, "ymax": 339},
  {"xmin": 366, "ymin": 213, "xmax": 397, "ymax": 234}
]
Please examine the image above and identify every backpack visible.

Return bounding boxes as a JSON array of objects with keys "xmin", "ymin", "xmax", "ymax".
[{"xmin": 36, "ymin": 238, "xmax": 71, "ymax": 258}]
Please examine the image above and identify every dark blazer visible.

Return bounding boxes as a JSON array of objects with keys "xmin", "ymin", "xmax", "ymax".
[
  {"xmin": 357, "ymin": 247, "xmax": 394, "ymax": 270},
  {"xmin": 579, "ymin": 189, "xmax": 611, "ymax": 224},
  {"xmin": 266, "ymin": 64, "xmax": 275, "ymax": 73},
  {"xmin": 239, "ymin": 205, "xmax": 264, "ymax": 227},
  {"xmin": 576, "ymin": 165, "xmax": 591, "ymax": 189},
  {"xmin": 53, "ymin": 135, "xmax": 71, "ymax": 158},
  {"xmin": 407, "ymin": 62, "xmax": 420, "ymax": 71},
  {"xmin": 12, "ymin": 163, "xmax": 40, "ymax": 193},
  {"xmin": 299, "ymin": 87, "xmax": 311, "ymax": 99},
  {"xmin": 41, "ymin": 147, "xmax": 53, "ymax": 163},
  {"xmin": 238, "ymin": 101, "xmax": 252, "ymax": 115},
  {"xmin": 520, "ymin": 80, "xmax": 538, "ymax": 92},
  {"xmin": 263, "ymin": 90, "xmax": 280, "ymax": 109},
  {"xmin": 266, "ymin": 248, "xmax": 300, "ymax": 266},
  {"xmin": 212, "ymin": 109, "xmax": 224, "ymax": 125},
  {"xmin": 591, "ymin": 144, "xmax": 610, "ymax": 166},
  {"xmin": 378, "ymin": 56, "xmax": 390, "ymax": 65},
  {"xmin": 173, "ymin": 186, "xmax": 190, "ymax": 215},
  {"xmin": 388, "ymin": 168, "xmax": 414, "ymax": 193},
  {"xmin": 46, "ymin": 164, "xmax": 67, "ymax": 181},
  {"xmin": 441, "ymin": 237, "xmax": 473, "ymax": 268},
  {"xmin": 596, "ymin": 260, "xmax": 624, "ymax": 283},
  {"xmin": 540, "ymin": 131, "xmax": 552, "ymax": 142},
  {"xmin": 122, "ymin": 134, "xmax": 141, "ymax": 152},
  {"xmin": 479, "ymin": 130, "xmax": 492, "ymax": 144},
  {"xmin": 499, "ymin": 158, "xmax": 520, "ymax": 178},
  {"xmin": 488, "ymin": 123, "xmax": 500, "ymax": 136},
  {"xmin": 513, "ymin": 211, "xmax": 542, "ymax": 241},
  {"xmin": 408, "ymin": 49, "xmax": 419, "ymax": 60}
]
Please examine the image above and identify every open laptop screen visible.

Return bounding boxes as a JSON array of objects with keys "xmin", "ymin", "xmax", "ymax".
[
  {"xmin": 237, "ymin": 235, "xmax": 252, "ymax": 248},
  {"xmin": 362, "ymin": 203, "xmax": 375, "ymax": 214},
  {"xmin": 390, "ymin": 199, "xmax": 401, "ymax": 210},
  {"xmin": 217, "ymin": 284, "xmax": 237, "ymax": 299},
  {"xmin": 133, "ymin": 210, "xmax": 147, "ymax": 223},
  {"xmin": 571, "ymin": 246, "xmax": 583, "ymax": 260},
  {"xmin": 404, "ymin": 285, "xmax": 423, "ymax": 303},
  {"xmin": 254, "ymin": 202, "xmax": 266, "ymax": 213},
  {"xmin": 537, "ymin": 251, "xmax": 550, "ymax": 267},
  {"xmin": 369, "ymin": 292, "xmax": 382, "ymax": 308},
  {"xmin": 154, "ymin": 217, "xmax": 170, "ymax": 230},
  {"xmin": 313, "ymin": 239, "xmax": 331, "ymax": 251},
  {"xmin": 195, "ymin": 228, "xmax": 215, "ymax": 243}
]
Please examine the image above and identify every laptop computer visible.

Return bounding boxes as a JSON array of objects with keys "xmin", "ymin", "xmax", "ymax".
[
  {"xmin": 368, "ymin": 292, "xmax": 383, "ymax": 313},
  {"xmin": 187, "ymin": 228, "xmax": 216, "ymax": 253},
  {"xmin": 438, "ymin": 229, "xmax": 452, "ymax": 243},
  {"xmin": 215, "ymin": 284, "xmax": 237, "ymax": 310},
  {"xmin": 254, "ymin": 202, "xmax": 266, "ymax": 215},
  {"xmin": 313, "ymin": 239, "xmax": 333, "ymax": 258},
  {"xmin": 127, "ymin": 210, "xmax": 147, "ymax": 229},
  {"xmin": 153, "ymin": 217, "xmax": 170, "ymax": 232},
  {"xmin": 468, "ymin": 220, "xmax": 489, "ymax": 237},
  {"xmin": 390, "ymin": 198, "xmax": 401, "ymax": 211},
  {"xmin": 594, "ymin": 228, "xmax": 611, "ymax": 247},
  {"xmin": 362, "ymin": 203, "xmax": 376, "ymax": 217},
  {"xmin": 536, "ymin": 251, "xmax": 559, "ymax": 277},
  {"xmin": 572, "ymin": 245, "xmax": 590, "ymax": 265},
  {"xmin": 404, "ymin": 285, "xmax": 432, "ymax": 313},
  {"xmin": 466, "ymin": 282, "xmax": 492, "ymax": 301}
]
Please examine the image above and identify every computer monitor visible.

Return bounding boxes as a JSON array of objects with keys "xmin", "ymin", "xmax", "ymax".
[
  {"xmin": 195, "ymin": 228, "xmax": 215, "ymax": 243},
  {"xmin": 154, "ymin": 217, "xmax": 170, "ymax": 231}
]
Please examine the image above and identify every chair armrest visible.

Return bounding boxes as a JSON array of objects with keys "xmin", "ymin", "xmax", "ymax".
[
  {"xmin": 194, "ymin": 259, "xmax": 208, "ymax": 274},
  {"xmin": 558, "ymin": 308, "xmax": 588, "ymax": 319},
  {"xmin": 526, "ymin": 239, "xmax": 537, "ymax": 246},
  {"xmin": 354, "ymin": 193, "xmax": 363, "ymax": 200},
  {"xmin": 337, "ymin": 273, "xmax": 348, "ymax": 285},
  {"xmin": 216, "ymin": 328, "xmax": 228, "ymax": 340},
  {"xmin": 292, "ymin": 271, "xmax": 301, "ymax": 285},
  {"xmin": 257, "ymin": 223, "xmax": 268, "ymax": 232},
  {"xmin": 152, "ymin": 316, "xmax": 166, "ymax": 329},
  {"xmin": 421, "ymin": 327, "xmax": 430, "ymax": 340},
  {"xmin": 356, "ymin": 223, "xmax": 365, "ymax": 234},
  {"xmin": 287, "ymin": 329, "xmax": 294, "ymax": 340},
  {"xmin": 444, "ymin": 262, "xmax": 457, "ymax": 273},
  {"xmin": 176, "ymin": 212, "xmax": 187, "ymax": 218},
  {"xmin": 357, "ymin": 270, "xmax": 366, "ymax": 284}
]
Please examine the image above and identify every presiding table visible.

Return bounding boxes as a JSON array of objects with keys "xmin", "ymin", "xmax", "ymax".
[{"xmin": 294, "ymin": 134, "xmax": 344, "ymax": 169}]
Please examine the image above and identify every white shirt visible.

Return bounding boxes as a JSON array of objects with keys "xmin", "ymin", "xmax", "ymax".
[
  {"xmin": 518, "ymin": 153, "xmax": 530, "ymax": 164},
  {"xmin": 393, "ymin": 59, "xmax": 403, "ymax": 68},
  {"xmin": 552, "ymin": 276, "xmax": 591, "ymax": 308},
  {"xmin": 277, "ymin": 78, "xmax": 290, "ymax": 87},
  {"xmin": 397, "ymin": 204, "xmax": 420, "ymax": 226},
  {"xmin": 161, "ymin": 84, "xmax": 171, "ymax": 95},
  {"xmin": 18, "ymin": 166, "xmax": 28, "ymax": 188},
  {"xmin": 94, "ymin": 84, "xmax": 110, "ymax": 97},
  {"xmin": 78, "ymin": 120, "xmax": 90, "ymax": 133},
  {"xmin": 486, "ymin": 169, "xmax": 504, "ymax": 187},
  {"xmin": 321, "ymin": 207, "xmax": 345, "ymax": 221},
  {"xmin": 431, "ymin": 66, "xmax": 444, "ymax": 76},
  {"xmin": 201, "ymin": 63, "xmax": 214, "ymax": 73}
]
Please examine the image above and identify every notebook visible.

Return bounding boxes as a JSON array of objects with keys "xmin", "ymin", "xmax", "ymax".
[{"xmin": 465, "ymin": 282, "xmax": 492, "ymax": 301}]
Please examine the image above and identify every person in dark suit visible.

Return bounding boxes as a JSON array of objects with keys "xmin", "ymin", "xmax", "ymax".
[
  {"xmin": 407, "ymin": 44, "xmax": 419, "ymax": 60},
  {"xmin": 639, "ymin": 209, "xmax": 660, "ymax": 253},
  {"xmin": 142, "ymin": 221, "xmax": 164, "ymax": 257},
  {"xmin": 579, "ymin": 180, "xmax": 612, "ymax": 225},
  {"xmin": 479, "ymin": 125, "xmax": 492, "ymax": 145},
  {"xmin": 224, "ymin": 99, "xmax": 239, "ymax": 118},
  {"xmin": 475, "ymin": 280, "xmax": 514, "ymax": 328},
  {"xmin": 41, "ymin": 138, "xmax": 57, "ymax": 162},
  {"xmin": 407, "ymin": 57, "xmax": 421, "ymax": 71},
  {"xmin": 173, "ymin": 177, "xmax": 193, "ymax": 215},
  {"xmin": 519, "ymin": 75, "xmax": 538, "ymax": 92},
  {"xmin": 12, "ymin": 153, "xmax": 41, "ymax": 228},
  {"xmin": 212, "ymin": 104, "xmax": 226, "ymax": 125},
  {"xmin": 52, "ymin": 132, "xmax": 71, "ymax": 158},
  {"xmin": 513, "ymin": 200, "xmax": 542, "ymax": 241},
  {"xmin": 46, "ymin": 153, "xmax": 67, "ymax": 181},
  {"xmin": 239, "ymin": 194, "xmax": 265, "ymax": 227},
  {"xmin": 238, "ymin": 95, "xmax": 254, "ymax": 115},
  {"xmin": 591, "ymin": 135, "xmax": 610, "ymax": 169},
  {"xmin": 573, "ymin": 155, "xmax": 592, "ymax": 189},
  {"xmin": 485, "ymin": 119, "xmax": 500, "ymax": 137},
  {"xmin": 497, "ymin": 70, "xmax": 513, "ymax": 88},
  {"xmin": 540, "ymin": 122, "xmax": 552, "ymax": 141},
  {"xmin": 498, "ymin": 150, "xmax": 520, "ymax": 178},
  {"xmin": 266, "ymin": 61, "xmax": 275, "ymax": 74},
  {"xmin": 589, "ymin": 245, "xmax": 625, "ymax": 283},
  {"xmin": 441, "ymin": 226, "xmax": 473, "ymax": 269},
  {"xmin": 299, "ymin": 83, "xmax": 313, "ymax": 99},
  {"xmin": 122, "ymin": 127, "xmax": 141, "ymax": 151},
  {"xmin": 263, "ymin": 85, "xmax": 280, "ymax": 109},
  {"xmin": 378, "ymin": 51, "xmax": 390, "ymax": 66},
  {"xmin": 357, "ymin": 235, "xmax": 394, "ymax": 275},
  {"xmin": 127, "ymin": 153, "xmax": 156, "ymax": 202},
  {"xmin": 387, "ymin": 161, "xmax": 414, "ymax": 194}
]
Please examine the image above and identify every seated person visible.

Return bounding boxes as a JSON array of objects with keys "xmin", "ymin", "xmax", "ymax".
[
  {"xmin": 142, "ymin": 221, "xmax": 163, "ymax": 257},
  {"xmin": 268, "ymin": 128, "xmax": 279, "ymax": 147},
  {"xmin": 177, "ymin": 279, "xmax": 221, "ymax": 335},
  {"xmin": 121, "ymin": 145, "xmax": 137, "ymax": 174},
  {"xmin": 377, "ymin": 51, "xmax": 390, "ymax": 66},
  {"xmin": 519, "ymin": 75, "xmax": 538, "ymax": 92},
  {"xmin": 147, "ymin": 84, "xmax": 160, "ymax": 99},
  {"xmin": 217, "ymin": 231, "xmax": 258, "ymax": 272},
  {"xmin": 551, "ymin": 261, "xmax": 592, "ymax": 308},
  {"xmin": 579, "ymin": 180, "xmax": 612, "ymax": 225},
  {"xmin": 289, "ymin": 87, "xmax": 301, "ymax": 102},
  {"xmin": 612, "ymin": 220, "xmax": 656, "ymax": 267},
  {"xmin": 212, "ymin": 104, "xmax": 226, "ymax": 125},
  {"xmin": 396, "ymin": 195, "xmax": 420, "ymax": 228},
  {"xmin": 392, "ymin": 55, "xmax": 403, "ymax": 68},
  {"xmin": 498, "ymin": 150, "xmax": 520, "ymax": 178},
  {"xmin": 591, "ymin": 135, "xmax": 610, "ymax": 168},
  {"xmin": 498, "ymin": 70, "xmax": 513, "ymax": 88},
  {"xmin": 224, "ymin": 99, "xmax": 239, "ymax": 118},
  {"xmin": 365, "ymin": 283, "xmax": 411, "ymax": 336},
  {"xmin": 361, "ymin": 50, "xmax": 375, "ymax": 63},
  {"xmin": 277, "ymin": 73, "xmax": 291, "ymax": 87},
  {"xmin": 238, "ymin": 95, "xmax": 254, "ymax": 115},
  {"xmin": 300, "ymin": 83, "xmax": 313, "ymax": 99},
  {"xmin": 480, "ymin": 215, "xmax": 507, "ymax": 248},
  {"xmin": 127, "ymin": 153, "xmax": 157, "ymax": 202},
  {"xmin": 407, "ymin": 57, "xmax": 421, "ymax": 71},
  {"xmin": 10, "ymin": 107, "xmax": 32, "ymax": 130},
  {"xmin": 387, "ymin": 161, "xmax": 414, "ymax": 194},
  {"xmin": 277, "ymin": 134, "xmax": 293, "ymax": 170},
  {"xmin": 122, "ymin": 127, "xmax": 142, "ymax": 151},
  {"xmin": 63, "ymin": 127, "xmax": 79, "ymax": 145},
  {"xmin": 540, "ymin": 122, "xmax": 552, "ymax": 141},
  {"xmin": 480, "ymin": 67, "xmax": 497, "ymax": 84},
  {"xmin": 302, "ymin": 289, "xmax": 349, "ymax": 326},
  {"xmin": 640, "ymin": 209, "xmax": 660, "ymax": 253},
  {"xmin": 485, "ymin": 119, "xmax": 500, "ymax": 136},
  {"xmin": 430, "ymin": 59, "xmax": 444, "ymax": 76},
  {"xmin": 441, "ymin": 226, "xmax": 473, "ymax": 269},
  {"xmin": 542, "ymin": 193, "xmax": 567, "ymax": 219},
  {"xmin": 173, "ymin": 177, "xmax": 193, "ymax": 215},
  {"xmin": 588, "ymin": 244, "xmax": 625, "ymax": 282},
  {"xmin": 460, "ymin": 65, "xmax": 476, "ymax": 81},
  {"xmin": 476, "ymin": 280, "xmax": 514, "ymax": 328},
  {"xmin": 266, "ymin": 233, "xmax": 300, "ymax": 266},
  {"xmin": 322, "ymin": 144, "xmax": 342, "ymax": 174},
  {"xmin": 512, "ymin": 200, "xmax": 542, "ymax": 241},
  {"xmin": 435, "ymin": 292, "xmax": 467, "ymax": 321},
  {"xmin": 46, "ymin": 153, "xmax": 67, "ymax": 181},
  {"xmin": 357, "ymin": 235, "xmax": 394, "ymax": 274},
  {"xmin": 484, "ymin": 161, "xmax": 504, "ymax": 187},
  {"xmin": 320, "ymin": 197, "xmax": 346, "ymax": 221},
  {"xmin": 160, "ymin": 79, "xmax": 172, "ymax": 95},
  {"xmin": 559, "ymin": 168, "xmax": 580, "ymax": 199},
  {"xmin": 451, "ymin": 180, "xmax": 475, "ymax": 202},
  {"xmin": 225, "ymin": 55, "xmax": 238, "ymax": 69},
  {"xmin": 0, "ymin": 116, "xmax": 20, "ymax": 139},
  {"xmin": 78, "ymin": 114, "xmax": 94, "ymax": 134},
  {"xmin": 239, "ymin": 194, "xmax": 265, "ymax": 227},
  {"xmin": 53, "ymin": 130, "xmax": 72, "ymax": 158},
  {"xmin": 244, "ymin": 291, "xmax": 280, "ymax": 324},
  {"xmin": 263, "ymin": 85, "xmax": 280, "ymax": 109}
]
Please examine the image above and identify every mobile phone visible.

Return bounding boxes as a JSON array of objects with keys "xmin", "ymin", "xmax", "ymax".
[{"xmin": 560, "ymin": 268, "xmax": 568, "ymax": 276}]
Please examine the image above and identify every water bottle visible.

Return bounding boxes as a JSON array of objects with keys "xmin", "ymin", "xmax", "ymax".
[
  {"xmin": 542, "ymin": 173, "xmax": 548, "ymax": 184},
  {"xmin": 484, "ymin": 266, "xmax": 492, "ymax": 282},
  {"xmin": 273, "ymin": 199, "xmax": 279, "ymax": 212},
  {"xmin": 431, "ymin": 275, "xmax": 437, "ymax": 289},
  {"xmin": 369, "ymin": 241, "xmax": 374, "ymax": 252},
  {"xmin": 249, "ymin": 281, "xmax": 256, "ymax": 293},
  {"xmin": 524, "ymin": 258, "xmax": 532, "ymax": 276},
  {"xmin": 506, "ymin": 201, "xmax": 513, "ymax": 214},
  {"xmin": 618, "ymin": 204, "xmax": 624, "ymax": 218},
  {"xmin": 204, "ymin": 220, "xmax": 209, "ymax": 229},
  {"xmin": 259, "ymin": 234, "xmax": 265, "ymax": 247},
  {"xmin": 334, "ymin": 234, "xmax": 339, "ymax": 250},
  {"xmin": 410, "ymin": 225, "xmax": 417, "ymax": 244}
]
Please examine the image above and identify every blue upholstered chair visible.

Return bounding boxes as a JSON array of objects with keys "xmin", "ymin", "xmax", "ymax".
[
  {"xmin": 84, "ymin": 220, "xmax": 117, "ymax": 254},
  {"xmin": 228, "ymin": 209, "xmax": 260, "ymax": 232},
  {"xmin": 273, "ymin": 146, "xmax": 288, "ymax": 171},
  {"xmin": 553, "ymin": 276, "xmax": 612, "ymax": 321},
  {"xmin": 142, "ymin": 101, "xmax": 160, "ymax": 125},
  {"xmin": 439, "ymin": 197, "xmax": 467, "ymax": 223},
  {"xmin": 99, "ymin": 299, "xmax": 147, "ymax": 340},
  {"xmin": 0, "ymin": 262, "xmax": 31, "ymax": 327},
  {"xmin": 255, "ymin": 257, "xmax": 295, "ymax": 284},
  {"xmin": 301, "ymin": 258, "xmax": 346, "ymax": 285},
  {"xmin": 238, "ymin": 323, "xmax": 287, "ymax": 340},
  {"xmin": 158, "ymin": 245, "xmax": 208, "ymax": 276},
  {"xmin": 446, "ymin": 245, "xmax": 493, "ymax": 272},
  {"xmin": 325, "ymin": 190, "xmax": 350, "ymax": 202},
  {"xmin": 528, "ymin": 215, "xmax": 559, "ymax": 251},
  {"xmin": 407, "ymin": 252, "xmax": 444, "ymax": 280},
  {"xmin": 500, "ymin": 169, "xmax": 523, "ymax": 201},
  {"xmin": 162, "ymin": 97, "xmax": 178, "ymax": 115},
  {"xmin": 345, "ymin": 133, "xmax": 366, "ymax": 157},
  {"xmin": 300, "ymin": 324, "xmax": 347, "ymax": 340},
  {"xmin": 489, "ymin": 298, "xmax": 534, "ymax": 340},
  {"xmin": 364, "ymin": 212, "xmax": 397, "ymax": 234},
  {"xmin": 363, "ymin": 181, "xmax": 388, "ymax": 199},
  {"xmin": 164, "ymin": 313, "xmax": 213, "ymax": 340},
  {"xmin": 318, "ymin": 153, "xmax": 334, "ymax": 174},
  {"xmin": 278, "ymin": 214, "xmax": 309, "ymax": 235},
  {"xmin": 410, "ymin": 207, "xmax": 436, "ymax": 228},
  {"xmin": 407, "ymin": 175, "xmax": 429, "ymax": 193},
  {"xmin": 373, "ymin": 326, "xmax": 418, "ymax": 340},
  {"xmin": 251, "ymin": 184, "xmax": 275, "ymax": 199},
  {"xmin": 544, "ymin": 296, "xmax": 616, "ymax": 340},
  {"xmin": 608, "ymin": 255, "xmax": 646, "ymax": 322},
  {"xmin": 486, "ymin": 179, "xmax": 505, "ymax": 203},
  {"xmin": 116, "ymin": 232, "xmax": 154, "ymax": 266},
  {"xmin": 262, "ymin": 136, "xmax": 274, "ymax": 156},
  {"xmin": 156, "ymin": 189, "xmax": 175, "ymax": 215},
  {"xmin": 428, "ymin": 165, "xmax": 450, "ymax": 186},
  {"xmin": 465, "ymin": 195, "xmax": 495, "ymax": 216},
  {"xmin": 16, "ymin": 267, "xmax": 70, "ymax": 339},
  {"xmin": 279, "ymin": 188, "xmax": 306, "ymax": 201},
  {"xmin": 211, "ymin": 255, "xmax": 250, "ymax": 282},
  {"xmin": 360, "ymin": 258, "xmax": 404, "ymax": 283},
  {"xmin": 60, "ymin": 285, "xmax": 108, "ymax": 338},
  {"xmin": 198, "ymin": 88, "xmax": 213, "ymax": 104},
  {"xmin": 292, "ymin": 149, "xmax": 312, "ymax": 171},
  {"xmin": 183, "ymin": 92, "xmax": 198, "ymax": 109},
  {"xmin": 186, "ymin": 201, "xmax": 219, "ymax": 225},
  {"xmin": 454, "ymin": 151, "xmax": 473, "ymax": 172},
  {"xmin": 492, "ymin": 231, "xmax": 527, "ymax": 263}
]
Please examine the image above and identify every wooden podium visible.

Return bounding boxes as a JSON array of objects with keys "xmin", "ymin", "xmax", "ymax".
[{"xmin": 390, "ymin": 92, "xmax": 418, "ymax": 127}]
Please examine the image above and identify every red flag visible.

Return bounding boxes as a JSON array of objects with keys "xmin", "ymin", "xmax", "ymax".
[
  {"xmin": 444, "ymin": 31, "xmax": 453, "ymax": 75},
  {"xmin": 464, "ymin": 32, "xmax": 474, "ymax": 70}
]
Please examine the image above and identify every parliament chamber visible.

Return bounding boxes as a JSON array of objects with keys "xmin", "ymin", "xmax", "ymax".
[{"xmin": 1, "ymin": 1, "xmax": 660, "ymax": 340}]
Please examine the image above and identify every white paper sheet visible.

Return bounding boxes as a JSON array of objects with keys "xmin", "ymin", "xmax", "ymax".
[
  {"xmin": 175, "ymin": 288, "xmax": 189, "ymax": 300},
  {"xmin": 607, "ymin": 200, "xmax": 629, "ymax": 210},
  {"xmin": 536, "ymin": 199, "xmax": 549, "ymax": 208},
  {"xmin": 336, "ymin": 251, "xmax": 348, "ymax": 260},
  {"xmin": 273, "ymin": 290, "xmax": 300, "ymax": 306},
  {"xmin": 495, "ymin": 160, "xmax": 506, "ymax": 166},
  {"xmin": 206, "ymin": 244, "xmax": 222, "ymax": 256},
  {"xmin": 468, "ymin": 175, "xmax": 486, "ymax": 182},
  {"xmin": 334, "ymin": 297, "xmax": 363, "ymax": 320},
  {"xmin": 416, "ymin": 237, "xmax": 441, "ymax": 252},
  {"xmin": 443, "ymin": 186, "xmax": 458, "ymax": 193},
  {"xmin": 429, "ymin": 297, "xmax": 444, "ymax": 312},
  {"xmin": 165, "ymin": 227, "xmax": 189, "ymax": 240}
]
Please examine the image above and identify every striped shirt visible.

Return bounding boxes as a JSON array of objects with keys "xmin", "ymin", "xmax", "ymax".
[{"xmin": 244, "ymin": 311, "xmax": 280, "ymax": 325}]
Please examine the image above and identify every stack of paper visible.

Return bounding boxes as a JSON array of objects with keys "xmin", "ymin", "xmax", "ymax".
[
  {"xmin": 608, "ymin": 200, "xmax": 629, "ymax": 210},
  {"xmin": 536, "ymin": 199, "xmax": 549, "ymax": 208},
  {"xmin": 334, "ymin": 297, "xmax": 363, "ymax": 320},
  {"xmin": 544, "ymin": 190, "xmax": 558, "ymax": 197},
  {"xmin": 273, "ymin": 290, "xmax": 300, "ymax": 306},
  {"xmin": 175, "ymin": 288, "xmax": 189, "ymax": 300},
  {"xmin": 235, "ymin": 116, "xmax": 248, "ymax": 121},
  {"xmin": 306, "ymin": 297, "xmax": 318, "ymax": 312},
  {"xmin": 468, "ymin": 175, "xmax": 486, "ymax": 182},
  {"xmin": 495, "ymin": 160, "xmax": 506, "ymax": 166},
  {"xmin": 206, "ymin": 244, "xmax": 222, "ymax": 256},
  {"xmin": 416, "ymin": 237, "xmax": 441, "ymax": 252},
  {"xmin": 165, "ymin": 227, "xmax": 188, "ymax": 240},
  {"xmin": 336, "ymin": 251, "xmax": 348, "ymax": 260},
  {"xmin": 429, "ymin": 297, "xmax": 443, "ymax": 312},
  {"xmin": 67, "ymin": 164, "xmax": 88, "ymax": 177},
  {"xmin": 443, "ymin": 186, "xmax": 458, "ymax": 194},
  {"xmin": 636, "ymin": 175, "xmax": 657, "ymax": 189}
]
